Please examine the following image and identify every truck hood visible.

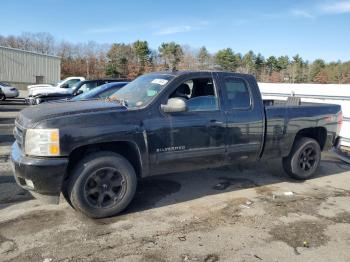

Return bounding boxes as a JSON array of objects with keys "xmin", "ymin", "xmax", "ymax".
[
  {"xmin": 27, "ymin": 84, "xmax": 53, "ymax": 90},
  {"xmin": 29, "ymin": 86, "xmax": 72, "ymax": 96},
  {"xmin": 17, "ymin": 100, "xmax": 127, "ymax": 127}
]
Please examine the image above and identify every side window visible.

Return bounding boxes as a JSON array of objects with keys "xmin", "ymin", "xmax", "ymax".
[
  {"xmin": 169, "ymin": 78, "xmax": 219, "ymax": 112},
  {"xmin": 224, "ymin": 78, "xmax": 251, "ymax": 109}
]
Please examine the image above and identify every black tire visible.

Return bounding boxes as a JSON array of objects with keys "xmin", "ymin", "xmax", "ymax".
[
  {"xmin": 0, "ymin": 94, "xmax": 6, "ymax": 101},
  {"xmin": 66, "ymin": 151, "xmax": 137, "ymax": 218},
  {"xmin": 282, "ymin": 137, "xmax": 321, "ymax": 180}
]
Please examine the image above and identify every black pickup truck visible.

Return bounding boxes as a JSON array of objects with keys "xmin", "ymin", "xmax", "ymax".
[{"xmin": 11, "ymin": 71, "xmax": 342, "ymax": 218}]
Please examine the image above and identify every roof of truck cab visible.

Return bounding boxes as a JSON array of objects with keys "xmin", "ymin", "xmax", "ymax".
[
  {"xmin": 148, "ymin": 70, "xmax": 254, "ymax": 77},
  {"xmin": 82, "ymin": 79, "xmax": 129, "ymax": 82}
]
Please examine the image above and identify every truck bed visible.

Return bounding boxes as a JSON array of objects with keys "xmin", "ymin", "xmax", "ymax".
[
  {"xmin": 261, "ymin": 98, "xmax": 341, "ymax": 160},
  {"xmin": 263, "ymin": 98, "xmax": 337, "ymax": 107}
]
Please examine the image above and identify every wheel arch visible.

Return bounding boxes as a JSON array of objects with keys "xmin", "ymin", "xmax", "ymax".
[
  {"xmin": 66, "ymin": 141, "xmax": 143, "ymax": 180},
  {"xmin": 292, "ymin": 126, "xmax": 327, "ymax": 151}
]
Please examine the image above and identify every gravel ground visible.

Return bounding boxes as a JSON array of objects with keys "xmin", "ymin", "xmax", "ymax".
[{"xmin": 1, "ymin": 95, "xmax": 350, "ymax": 262}]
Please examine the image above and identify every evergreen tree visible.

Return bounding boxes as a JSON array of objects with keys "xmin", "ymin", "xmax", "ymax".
[
  {"xmin": 266, "ymin": 56, "xmax": 278, "ymax": 74},
  {"xmin": 310, "ymin": 59, "xmax": 326, "ymax": 82},
  {"xmin": 254, "ymin": 53, "xmax": 265, "ymax": 80},
  {"xmin": 158, "ymin": 42, "xmax": 183, "ymax": 70},
  {"xmin": 197, "ymin": 46, "xmax": 211, "ymax": 69},
  {"xmin": 133, "ymin": 40, "xmax": 151, "ymax": 74},
  {"xmin": 215, "ymin": 48, "xmax": 240, "ymax": 71},
  {"xmin": 242, "ymin": 50, "xmax": 256, "ymax": 74}
]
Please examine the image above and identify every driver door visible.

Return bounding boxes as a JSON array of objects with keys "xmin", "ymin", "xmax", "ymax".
[{"xmin": 146, "ymin": 73, "xmax": 227, "ymax": 175}]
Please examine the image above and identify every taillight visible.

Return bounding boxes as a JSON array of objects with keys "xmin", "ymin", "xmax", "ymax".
[{"xmin": 338, "ymin": 111, "xmax": 343, "ymax": 133}]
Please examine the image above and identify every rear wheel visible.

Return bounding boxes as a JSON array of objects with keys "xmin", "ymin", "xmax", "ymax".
[
  {"xmin": 66, "ymin": 151, "xmax": 137, "ymax": 218},
  {"xmin": 282, "ymin": 137, "xmax": 321, "ymax": 180},
  {"xmin": 0, "ymin": 94, "xmax": 6, "ymax": 101}
]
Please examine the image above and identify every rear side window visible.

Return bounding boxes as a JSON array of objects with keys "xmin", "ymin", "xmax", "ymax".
[{"xmin": 224, "ymin": 78, "xmax": 251, "ymax": 109}]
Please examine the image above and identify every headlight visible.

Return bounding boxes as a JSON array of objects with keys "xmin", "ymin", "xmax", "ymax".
[{"xmin": 25, "ymin": 129, "xmax": 60, "ymax": 156}]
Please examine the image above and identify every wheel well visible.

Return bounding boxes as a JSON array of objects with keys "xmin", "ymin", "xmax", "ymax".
[
  {"xmin": 294, "ymin": 127, "xmax": 327, "ymax": 150},
  {"xmin": 66, "ymin": 141, "xmax": 142, "ymax": 179}
]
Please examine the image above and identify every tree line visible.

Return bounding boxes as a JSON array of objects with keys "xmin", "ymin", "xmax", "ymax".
[{"xmin": 1, "ymin": 32, "xmax": 350, "ymax": 83}]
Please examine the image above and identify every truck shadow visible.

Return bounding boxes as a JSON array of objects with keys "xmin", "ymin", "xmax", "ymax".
[
  {"xmin": 0, "ymin": 174, "xmax": 33, "ymax": 208},
  {"xmin": 1, "ymin": 154, "xmax": 349, "ymax": 215},
  {"xmin": 120, "ymin": 154, "xmax": 350, "ymax": 217}
]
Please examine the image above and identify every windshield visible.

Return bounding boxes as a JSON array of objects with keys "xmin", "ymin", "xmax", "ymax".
[
  {"xmin": 110, "ymin": 74, "xmax": 174, "ymax": 107},
  {"xmin": 71, "ymin": 81, "xmax": 81, "ymax": 90},
  {"xmin": 55, "ymin": 77, "xmax": 73, "ymax": 86},
  {"xmin": 72, "ymin": 82, "xmax": 125, "ymax": 101}
]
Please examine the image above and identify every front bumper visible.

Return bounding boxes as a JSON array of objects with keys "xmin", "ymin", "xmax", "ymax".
[
  {"xmin": 25, "ymin": 97, "xmax": 37, "ymax": 105},
  {"xmin": 11, "ymin": 142, "xmax": 68, "ymax": 202}
]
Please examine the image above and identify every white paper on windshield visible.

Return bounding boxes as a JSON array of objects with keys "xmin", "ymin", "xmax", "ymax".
[{"xmin": 151, "ymin": 79, "xmax": 168, "ymax": 85}]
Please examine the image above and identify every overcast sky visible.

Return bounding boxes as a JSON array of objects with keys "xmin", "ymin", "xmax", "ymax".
[{"xmin": 1, "ymin": 0, "xmax": 350, "ymax": 61}]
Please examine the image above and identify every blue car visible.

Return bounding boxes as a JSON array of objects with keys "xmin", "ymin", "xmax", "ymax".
[{"xmin": 71, "ymin": 82, "xmax": 129, "ymax": 101}]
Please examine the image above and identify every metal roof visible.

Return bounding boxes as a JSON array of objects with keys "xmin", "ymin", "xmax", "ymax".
[{"xmin": 0, "ymin": 45, "xmax": 61, "ymax": 59}]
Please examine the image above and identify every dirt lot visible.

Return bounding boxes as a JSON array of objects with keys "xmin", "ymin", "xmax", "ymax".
[{"xmin": 1, "ymin": 96, "xmax": 350, "ymax": 262}]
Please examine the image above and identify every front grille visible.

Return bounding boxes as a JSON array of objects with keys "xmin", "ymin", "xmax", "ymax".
[{"xmin": 14, "ymin": 121, "xmax": 24, "ymax": 150}]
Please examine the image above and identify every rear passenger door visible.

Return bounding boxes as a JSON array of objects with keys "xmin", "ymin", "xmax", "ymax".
[{"xmin": 221, "ymin": 75, "xmax": 264, "ymax": 162}]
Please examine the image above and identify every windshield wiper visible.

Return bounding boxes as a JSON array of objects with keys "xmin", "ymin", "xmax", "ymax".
[{"xmin": 105, "ymin": 96, "xmax": 128, "ymax": 107}]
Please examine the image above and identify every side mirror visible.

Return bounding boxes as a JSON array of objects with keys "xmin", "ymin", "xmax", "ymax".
[
  {"xmin": 61, "ymin": 83, "xmax": 69, "ymax": 89},
  {"xmin": 161, "ymin": 98, "xmax": 187, "ymax": 113}
]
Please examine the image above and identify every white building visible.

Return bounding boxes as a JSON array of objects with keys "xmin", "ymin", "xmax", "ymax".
[{"xmin": 0, "ymin": 46, "xmax": 61, "ymax": 89}]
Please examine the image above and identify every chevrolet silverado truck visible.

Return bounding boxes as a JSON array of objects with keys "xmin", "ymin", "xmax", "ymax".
[{"xmin": 11, "ymin": 71, "xmax": 342, "ymax": 218}]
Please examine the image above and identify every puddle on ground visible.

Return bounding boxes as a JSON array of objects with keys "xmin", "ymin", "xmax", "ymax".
[
  {"xmin": 213, "ymin": 177, "xmax": 258, "ymax": 191},
  {"xmin": 173, "ymin": 197, "xmax": 251, "ymax": 234},
  {"xmin": 327, "ymin": 211, "xmax": 350, "ymax": 224},
  {"xmin": 255, "ymin": 185, "xmax": 279, "ymax": 196},
  {"xmin": 269, "ymin": 220, "xmax": 329, "ymax": 254},
  {"xmin": 257, "ymin": 186, "xmax": 350, "ymax": 218}
]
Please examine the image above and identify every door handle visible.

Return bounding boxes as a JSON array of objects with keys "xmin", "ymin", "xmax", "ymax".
[{"xmin": 207, "ymin": 120, "xmax": 224, "ymax": 127}]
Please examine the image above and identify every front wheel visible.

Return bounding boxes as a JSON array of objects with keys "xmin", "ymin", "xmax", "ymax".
[
  {"xmin": 0, "ymin": 94, "xmax": 6, "ymax": 101},
  {"xmin": 282, "ymin": 137, "xmax": 321, "ymax": 180},
  {"xmin": 66, "ymin": 151, "xmax": 137, "ymax": 218}
]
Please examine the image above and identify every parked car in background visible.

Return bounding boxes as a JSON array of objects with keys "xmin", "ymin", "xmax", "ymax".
[
  {"xmin": 27, "ymin": 76, "xmax": 85, "ymax": 97},
  {"xmin": 27, "ymin": 79, "xmax": 128, "ymax": 105},
  {"xmin": 71, "ymin": 82, "xmax": 129, "ymax": 101},
  {"xmin": 0, "ymin": 82, "xmax": 19, "ymax": 100},
  {"xmin": 27, "ymin": 76, "xmax": 85, "ymax": 90},
  {"xmin": 0, "ymin": 87, "xmax": 4, "ymax": 100}
]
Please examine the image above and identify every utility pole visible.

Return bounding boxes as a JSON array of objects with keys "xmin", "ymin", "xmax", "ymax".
[{"xmin": 86, "ymin": 58, "xmax": 89, "ymax": 79}]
